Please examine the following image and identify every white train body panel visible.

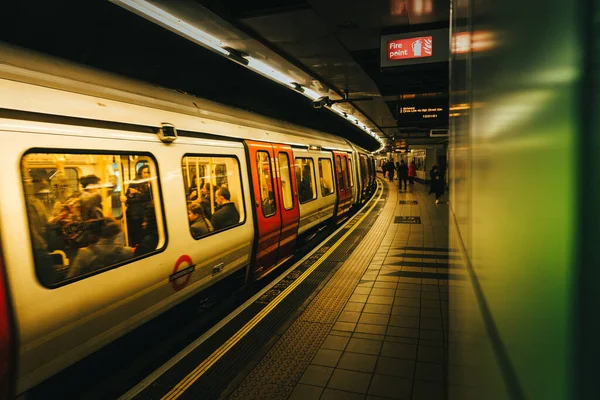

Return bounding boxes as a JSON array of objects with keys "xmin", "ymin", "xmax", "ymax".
[
  {"xmin": 0, "ymin": 120, "xmax": 254, "ymax": 392},
  {"xmin": 291, "ymin": 148, "xmax": 338, "ymax": 235}
]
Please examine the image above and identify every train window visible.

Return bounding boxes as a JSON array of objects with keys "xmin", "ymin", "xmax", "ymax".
[
  {"xmin": 360, "ymin": 155, "xmax": 368, "ymax": 188},
  {"xmin": 182, "ymin": 155, "xmax": 245, "ymax": 237},
  {"xmin": 336, "ymin": 156, "xmax": 346, "ymax": 190},
  {"xmin": 318, "ymin": 158, "xmax": 334, "ymax": 197},
  {"xmin": 278, "ymin": 153, "xmax": 293, "ymax": 210},
  {"xmin": 347, "ymin": 157, "xmax": 354, "ymax": 187},
  {"xmin": 340, "ymin": 156, "xmax": 349, "ymax": 190},
  {"xmin": 257, "ymin": 152, "xmax": 276, "ymax": 217},
  {"xmin": 21, "ymin": 151, "xmax": 165, "ymax": 287},
  {"xmin": 295, "ymin": 157, "xmax": 316, "ymax": 203}
]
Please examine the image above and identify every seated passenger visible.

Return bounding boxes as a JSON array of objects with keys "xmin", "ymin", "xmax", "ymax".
[
  {"xmin": 193, "ymin": 182, "xmax": 214, "ymax": 219},
  {"xmin": 67, "ymin": 218, "xmax": 134, "ymax": 278},
  {"xmin": 211, "ymin": 187, "xmax": 240, "ymax": 231},
  {"xmin": 188, "ymin": 203, "xmax": 213, "ymax": 238}
]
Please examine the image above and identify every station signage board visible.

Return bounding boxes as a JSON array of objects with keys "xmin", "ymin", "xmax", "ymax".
[
  {"xmin": 395, "ymin": 140, "xmax": 407, "ymax": 152},
  {"xmin": 381, "ymin": 29, "xmax": 449, "ymax": 67},
  {"xmin": 430, "ymin": 129, "xmax": 449, "ymax": 137},
  {"xmin": 396, "ymin": 97, "xmax": 449, "ymax": 125},
  {"xmin": 388, "ymin": 36, "xmax": 433, "ymax": 60}
]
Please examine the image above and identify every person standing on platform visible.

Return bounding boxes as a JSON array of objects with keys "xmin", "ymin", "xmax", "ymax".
[
  {"xmin": 386, "ymin": 160, "xmax": 395, "ymax": 182},
  {"xmin": 429, "ymin": 165, "xmax": 445, "ymax": 204},
  {"xmin": 398, "ymin": 160, "xmax": 408, "ymax": 191},
  {"xmin": 408, "ymin": 161, "xmax": 416, "ymax": 185}
]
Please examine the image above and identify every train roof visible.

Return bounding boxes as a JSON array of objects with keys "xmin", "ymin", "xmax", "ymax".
[{"xmin": 0, "ymin": 42, "xmax": 371, "ymax": 153}]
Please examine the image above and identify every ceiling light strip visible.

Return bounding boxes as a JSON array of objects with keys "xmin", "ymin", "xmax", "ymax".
[
  {"xmin": 111, "ymin": 0, "xmax": 229, "ymax": 56},
  {"xmin": 113, "ymin": 0, "xmax": 386, "ymax": 148}
]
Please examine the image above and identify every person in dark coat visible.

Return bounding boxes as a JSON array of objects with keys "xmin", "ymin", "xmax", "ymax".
[
  {"xmin": 188, "ymin": 203, "xmax": 213, "ymax": 238},
  {"xmin": 67, "ymin": 218, "xmax": 134, "ymax": 278},
  {"xmin": 79, "ymin": 175, "xmax": 103, "ymax": 221},
  {"xmin": 386, "ymin": 160, "xmax": 395, "ymax": 182},
  {"xmin": 429, "ymin": 165, "xmax": 445, "ymax": 204},
  {"xmin": 198, "ymin": 183, "xmax": 214, "ymax": 218},
  {"xmin": 397, "ymin": 160, "xmax": 409, "ymax": 191},
  {"xmin": 134, "ymin": 211, "xmax": 159, "ymax": 257},
  {"xmin": 122, "ymin": 165, "xmax": 154, "ymax": 247},
  {"xmin": 211, "ymin": 187, "xmax": 240, "ymax": 231}
]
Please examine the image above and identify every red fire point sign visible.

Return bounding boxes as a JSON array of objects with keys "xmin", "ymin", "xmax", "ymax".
[{"xmin": 387, "ymin": 36, "xmax": 433, "ymax": 60}]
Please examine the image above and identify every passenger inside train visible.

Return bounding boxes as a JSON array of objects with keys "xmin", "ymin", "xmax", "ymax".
[
  {"xmin": 122, "ymin": 165, "xmax": 155, "ymax": 247},
  {"xmin": 211, "ymin": 187, "xmax": 240, "ymax": 230},
  {"xmin": 67, "ymin": 218, "xmax": 134, "ymax": 278},
  {"xmin": 318, "ymin": 159, "xmax": 334, "ymax": 196},
  {"xmin": 22, "ymin": 152, "xmax": 163, "ymax": 286},
  {"xmin": 198, "ymin": 183, "xmax": 214, "ymax": 218},
  {"xmin": 134, "ymin": 212, "xmax": 159, "ymax": 257},
  {"xmin": 297, "ymin": 159, "xmax": 316, "ymax": 203},
  {"xmin": 188, "ymin": 202, "xmax": 213, "ymax": 238},
  {"xmin": 262, "ymin": 191, "xmax": 276, "ymax": 216},
  {"xmin": 79, "ymin": 175, "xmax": 104, "ymax": 221},
  {"xmin": 187, "ymin": 174, "xmax": 204, "ymax": 202},
  {"xmin": 182, "ymin": 155, "xmax": 244, "ymax": 232}
]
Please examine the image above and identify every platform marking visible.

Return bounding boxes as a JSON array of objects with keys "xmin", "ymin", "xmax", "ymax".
[
  {"xmin": 118, "ymin": 183, "xmax": 381, "ymax": 400},
  {"xmin": 160, "ymin": 181, "xmax": 384, "ymax": 400},
  {"xmin": 394, "ymin": 216, "xmax": 422, "ymax": 224}
]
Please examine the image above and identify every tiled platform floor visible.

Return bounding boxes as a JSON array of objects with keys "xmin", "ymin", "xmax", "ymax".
[{"xmin": 289, "ymin": 178, "xmax": 453, "ymax": 400}]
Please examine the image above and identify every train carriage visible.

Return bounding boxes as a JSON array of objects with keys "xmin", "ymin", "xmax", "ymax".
[{"xmin": 0, "ymin": 43, "xmax": 376, "ymax": 397}]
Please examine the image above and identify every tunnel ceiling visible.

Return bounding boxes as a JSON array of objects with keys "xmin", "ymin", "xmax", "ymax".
[
  {"xmin": 196, "ymin": 0, "xmax": 451, "ymax": 146},
  {"xmin": 1, "ymin": 0, "xmax": 450, "ymax": 151}
]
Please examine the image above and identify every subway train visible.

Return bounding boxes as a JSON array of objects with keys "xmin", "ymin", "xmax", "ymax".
[{"xmin": 0, "ymin": 44, "xmax": 377, "ymax": 398}]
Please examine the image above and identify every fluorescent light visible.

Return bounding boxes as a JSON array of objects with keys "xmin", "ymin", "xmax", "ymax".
[
  {"xmin": 247, "ymin": 58, "xmax": 295, "ymax": 88},
  {"xmin": 111, "ymin": 0, "xmax": 229, "ymax": 56},
  {"xmin": 303, "ymin": 88, "xmax": 321, "ymax": 100},
  {"xmin": 114, "ymin": 0, "xmax": 383, "ymax": 148}
]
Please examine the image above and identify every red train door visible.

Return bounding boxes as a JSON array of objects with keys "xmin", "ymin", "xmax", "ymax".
[
  {"xmin": 272, "ymin": 144, "xmax": 299, "ymax": 264},
  {"xmin": 333, "ymin": 151, "xmax": 352, "ymax": 220},
  {"xmin": 247, "ymin": 141, "xmax": 299, "ymax": 279}
]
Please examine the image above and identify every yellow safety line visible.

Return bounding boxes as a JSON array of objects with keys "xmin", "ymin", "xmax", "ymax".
[{"xmin": 161, "ymin": 180, "xmax": 383, "ymax": 400}]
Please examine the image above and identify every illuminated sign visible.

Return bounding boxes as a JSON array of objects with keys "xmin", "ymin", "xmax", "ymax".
[
  {"xmin": 395, "ymin": 140, "xmax": 407, "ymax": 152},
  {"xmin": 381, "ymin": 29, "xmax": 449, "ymax": 67},
  {"xmin": 401, "ymin": 106, "xmax": 444, "ymax": 118},
  {"xmin": 387, "ymin": 36, "xmax": 433, "ymax": 60},
  {"xmin": 430, "ymin": 129, "xmax": 448, "ymax": 137}
]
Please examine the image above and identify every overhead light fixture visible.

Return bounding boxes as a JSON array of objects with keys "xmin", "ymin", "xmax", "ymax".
[
  {"xmin": 246, "ymin": 58, "xmax": 295, "ymax": 88},
  {"xmin": 302, "ymin": 88, "xmax": 321, "ymax": 101},
  {"xmin": 111, "ymin": 0, "xmax": 229, "ymax": 56},
  {"xmin": 113, "ymin": 0, "xmax": 383, "ymax": 149},
  {"xmin": 225, "ymin": 47, "xmax": 250, "ymax": 66},
  {"xmin": 292, "ymin": 83, "xmax": 304, "ymax": 92}
]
